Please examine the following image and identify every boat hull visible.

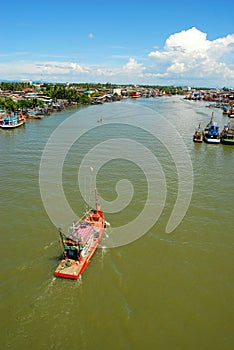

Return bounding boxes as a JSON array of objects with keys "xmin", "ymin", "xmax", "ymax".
[
  {"xmin": 193, "ymin": 135, "xmax": 203, "ymax": 142},
  {"xmin": 221, "ymin": 138, "xmax": 234, "ymax": 145},
  {"xmin": 0, "ymin": 120, "xmax": 25, "ymax": 129},
  {"xmin": 204, "ymin": 136, "xmax": 220, "ymax": 144}
]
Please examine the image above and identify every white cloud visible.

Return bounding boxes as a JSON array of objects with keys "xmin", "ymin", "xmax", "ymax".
[
  {"xmin": 0, "ymin": 28, "xmax": 233, "ymax": 86},
  {"xmin": 165, "ymin": 27, "xmax": 208, "ymax": 53},
  {"xmin": 0, "ymin": 57, "xmax": 145, "ymax": 83},
  {"xmin": 0, "ymin": 61, "xmax": 90, "ymax": 80},
  {"xmin": 90, "ymin": 58, "xmax": 145, "ymax": 78},
  {"xmin": 70, "ymin": 62, "xmax": 89, "ymax": 73},
  {"xmin": 148, "ymin": 27, "xmax": 234, "ymax": 84},
  {"xmin": 167, "ymin": 62, "xmax": 185, "ymax": 74},
  {"xmin": 122, "ymin": 57, "xmax": 145, "ymax": 74}
]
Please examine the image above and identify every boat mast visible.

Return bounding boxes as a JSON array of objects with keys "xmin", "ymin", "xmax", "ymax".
[{"xmin": 95, "ymin": 188, "xmax": 98, "ymax": 211}]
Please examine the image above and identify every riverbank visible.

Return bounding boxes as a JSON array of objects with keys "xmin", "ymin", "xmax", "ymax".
[{"xmin": 0, "ymin": 81, "xmax": 234, "ymax": 120}]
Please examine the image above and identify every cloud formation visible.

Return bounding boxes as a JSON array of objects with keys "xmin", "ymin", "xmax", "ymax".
[
  {"xmin": 0, "ymin": 61, "xmax": 90, "ymax": 80},
  {"xmin": 148, "ymin": 27, "xmax": 234, "ymax": 83},
  {"xmin": 0, "ymin": 27, "xmax": 233, "ymax": 86},
  {"xmin": 122, "ymin": 57, "xmax": 145, "ymax": 74}
]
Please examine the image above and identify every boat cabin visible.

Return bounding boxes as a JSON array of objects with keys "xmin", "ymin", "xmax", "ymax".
[{"xmin": 63, "ymin": 238, "xmax": 80, "ymax": 260}]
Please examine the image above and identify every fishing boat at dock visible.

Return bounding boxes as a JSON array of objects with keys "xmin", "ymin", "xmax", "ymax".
[
  {"xmin": 0, "ymin": 111, "xmax": 26, "ymax": 129},
  {"xmin": 227, "ymin": 108, "xmax": 234, "ymax": 118},
  {"xmin": 54, "ymin": 192, "xmax": 107, "ymax": 280},
  {"xmin": 220, "ymin": 120, "xmax": 234, "ymax": 145},
  {"xmin": 204, "ymin": 113, "xmax": 220, "ymax": 144},
  {"xmin": 132, "ymin": 91, "xmax": 140, "ymax": 99},
  {"xmin": 193, "ymin": 123, "xmax": 203, "ymax": 142}
]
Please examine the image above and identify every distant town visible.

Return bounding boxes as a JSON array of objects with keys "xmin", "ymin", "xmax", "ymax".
[{"xmin": 0, "ymin": 81, "xmax": 233, "ymax": 118}]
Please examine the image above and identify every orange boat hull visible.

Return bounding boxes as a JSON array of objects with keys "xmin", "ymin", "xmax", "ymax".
[{"xmin": 54, "ymin": 212, "xmax": 105, "ymax": 279}]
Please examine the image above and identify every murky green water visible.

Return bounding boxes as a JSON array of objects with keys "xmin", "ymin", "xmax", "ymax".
[{"xmin": 0, "ymin": 97, "xmax": 233, "ymax": 350}]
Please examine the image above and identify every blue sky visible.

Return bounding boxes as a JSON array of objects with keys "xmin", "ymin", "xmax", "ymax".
[{"xmin": 1, "ymin": 0, "xmax": 234, "ymax": 87}]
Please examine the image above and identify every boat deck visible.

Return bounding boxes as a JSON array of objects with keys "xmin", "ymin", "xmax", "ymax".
[{"xmin": 54, "ymin": 217, "xmax": 105, "ymax": 279}]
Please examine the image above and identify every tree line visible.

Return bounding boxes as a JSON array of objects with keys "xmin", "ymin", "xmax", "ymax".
[
  {"xmin": 0, "ymin": 97, "xmax": 45, "ymax": 112},
  {"xmin": 41, "ymin": 84, "xmax": 91, "ymax": 103},
  {"xmin": 0, "ymin": 81, "xmax": 31, "ymax": 91}
]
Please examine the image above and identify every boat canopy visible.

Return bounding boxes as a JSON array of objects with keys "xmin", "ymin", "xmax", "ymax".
[
  {"xmin": 209, "ymin": 125, "xmax": 219, "ymax": 135},
  {"xmin": 65, "ymin": 222, "xmax": 93, "ymax": 245}
]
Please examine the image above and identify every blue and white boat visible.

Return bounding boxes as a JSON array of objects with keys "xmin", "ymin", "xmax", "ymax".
[
  {"xmin": 204, "ymin": 114, "xmax": 220, "ymax": 144},
  {"xmin": 0, "ymin": 112, "xmax": 26, "ymax": 129}
]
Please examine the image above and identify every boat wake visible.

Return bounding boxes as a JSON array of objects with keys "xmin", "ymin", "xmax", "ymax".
[
  {"xmin": 117, "ymin": 289, "xmax": 133, "ymax": 321},
  {"xmin": 76, "ymin": 275, "xmax": 83, "ymax": 286},
  {"xmin": 35, "ymin": 277, "xmax": 57, "ymax": 303},
  {"xmin": 108, "ymin": 250, "xmax": 124, "ymax": 280}
]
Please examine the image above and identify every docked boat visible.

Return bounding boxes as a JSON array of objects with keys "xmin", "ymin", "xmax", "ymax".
[
  {"xmin": 0, "ymin": 111, "xmax": 26, "ymax": 129},
  {"xmin": 54, "ymin": 194, "xmax": 107, "ymax": 279},
  {"xmin": 227, "ymin": 108, "xmax": 234, "ymax": 118},
  {"xmin": 193, "ymin": 123, "xmax": 203, "ymax": 142},
  {"xmin": 132, "ymin": 91, "xmax": 140, "ymax": 98},
  {"xmin": 222, "ymin": 105, "xmax": 231, "ymax": 115},
  {"xmin": 220, "ymin": 121, "xmax": 234, "ymax": 145},
  {"xmin": 26, "ymin": 109, "xmax": 42, "ymax": 119},
  {"xmin": 204, "ymin": 114, "xmax": 220, "ymax": 144}
]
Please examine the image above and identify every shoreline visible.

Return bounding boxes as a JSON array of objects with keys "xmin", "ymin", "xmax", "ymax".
[{"xmin": 0, "ymin": 83, "xmax": 234, "ymax": 121}]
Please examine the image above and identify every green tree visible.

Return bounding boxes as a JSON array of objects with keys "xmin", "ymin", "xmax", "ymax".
[{"xmin": 3, "ymin": 97, "xmax": 17, "ymax": 111}]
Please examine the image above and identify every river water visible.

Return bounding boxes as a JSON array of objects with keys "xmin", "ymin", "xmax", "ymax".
[{"xmin": 0, "ymin": 96, "xmax": 233, "ymax": 350}]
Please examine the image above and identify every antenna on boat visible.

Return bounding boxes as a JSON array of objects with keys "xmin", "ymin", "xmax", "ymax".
[{"xmin": 95, "ymin": 188, "xmax": 99, "ymax": 211}]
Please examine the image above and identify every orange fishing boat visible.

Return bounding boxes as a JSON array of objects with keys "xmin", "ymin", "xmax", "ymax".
[
  {"xmin": 54, "ymin": 191, "xmax": 107, "ymax": 279},
  {"xmin": 193, "ymin": 123, "xmax": 204, "ymax": 143}
]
